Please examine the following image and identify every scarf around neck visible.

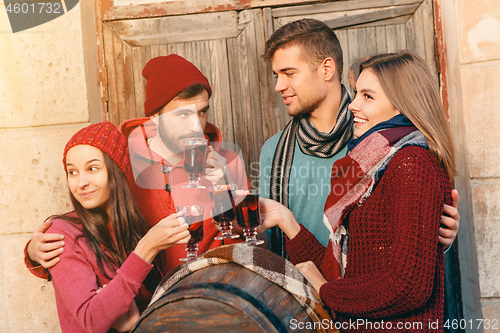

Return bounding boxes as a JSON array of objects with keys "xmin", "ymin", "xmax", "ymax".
[
  {"xmin": 323, "ymin": 115, "xmax": 428, "ymax": 280},
  {"xmin": 269, "ymin": 85, "xmax": 354, "ymax": 257}
]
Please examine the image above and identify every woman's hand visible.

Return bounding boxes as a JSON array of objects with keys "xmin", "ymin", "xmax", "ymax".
[
  {"xmin": 134, "ymin": 212, "xmax": 191, "ymax": 264},
  {"xmin": 257, "ymin": 198, "xmax": 300, "ymax": 239},
  {"xmin": 295, "ymin": 261, "xmax": 328, "ymax": 294}
]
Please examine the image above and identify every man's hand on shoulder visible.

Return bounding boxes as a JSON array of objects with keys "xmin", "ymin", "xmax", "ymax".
[
  {"xmin": 439, "ymin": 189, "xmax": 460, "ymax": 248},
  {"xmin": 27, "ymin": 220, "xmax": 65, "ymax": 269}
]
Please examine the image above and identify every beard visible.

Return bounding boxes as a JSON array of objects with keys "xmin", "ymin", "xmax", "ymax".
[
  {"xmin": 287, "ymin": 97, "xmax": 322, "ymax": 117},
  {"xmin": 157, "ymin": 115, "xmax": 204, "ymax": 154}
]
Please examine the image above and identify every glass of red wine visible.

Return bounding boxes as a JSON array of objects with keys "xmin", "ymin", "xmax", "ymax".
[
  {"xmin": 182, "ymin": 137, "xmax": 208, "ymax": 189},
  {"xmin": 234, "ymin": 189, "xmax": 264, "ymax": 246},
  {"xmin": 176, "ymin": 205, "xmax": 205, "ymax": 261},
  {"xmin": 209, "ymin": 184, "xmax": 239, "ymax": 240}
]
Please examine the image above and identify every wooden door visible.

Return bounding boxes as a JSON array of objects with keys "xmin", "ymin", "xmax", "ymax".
[{"xmin": 101, "ymin": 0, "xmax": 438, "ymax": 186}]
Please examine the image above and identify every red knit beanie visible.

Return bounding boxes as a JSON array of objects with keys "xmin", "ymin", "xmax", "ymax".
[
  {"xmin": 63, "ymin": 122, "xmax": 130, "ymax": 177},
  {"xmin": 142, "ymin": 54, "xmax": 212, "ymax": 117}
]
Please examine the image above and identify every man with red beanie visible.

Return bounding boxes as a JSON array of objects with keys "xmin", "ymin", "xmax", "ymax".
[{"xmin": 25, "ymin": 54, "xmax": 249, "ymax": 276}]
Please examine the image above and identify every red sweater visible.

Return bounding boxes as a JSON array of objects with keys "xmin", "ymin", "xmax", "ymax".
[
  {"xmin": 46, "ymin": 218, "xmax": 153, "ymax": 333},
  {"xmin": 287, "ymin": 146, "xmax": 451, "ymax": 332}
]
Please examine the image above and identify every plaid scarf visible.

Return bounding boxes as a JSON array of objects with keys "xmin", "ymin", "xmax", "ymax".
[
  {"xmin": 269, "ymin": 85, "xmax": 353, "ymax": 257},
  {"xmin": 147, "ymin": 244, "xmax": 335, "ymax": 332},
  {"xmin": 323, "ymin": 124, "xmax": 428, "ymax": 280}
]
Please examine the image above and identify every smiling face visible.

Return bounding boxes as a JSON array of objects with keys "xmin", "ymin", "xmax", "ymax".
[
  {"xmin": 155, "ymin": 90, "xmax": 209, "ymax": 154},
  {"xmin": 349, "ymin": 68, "xmax": 400, "ymax": 137},
  {"xmin": 66, "ymin": 145, "xmax": 110, "ymax": 211},
  {"xmin": 272, "ymin": 45, "xmax": 327, "ymax": 117}
]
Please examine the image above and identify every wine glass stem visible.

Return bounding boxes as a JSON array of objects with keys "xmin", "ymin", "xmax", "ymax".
[
  {"xmin": 185, "ymin": 244, "xmax": 199, "ymax": 259},
  {"xmin": 188, "ymin": 173, "xmax": 200, "ymax": 186}
]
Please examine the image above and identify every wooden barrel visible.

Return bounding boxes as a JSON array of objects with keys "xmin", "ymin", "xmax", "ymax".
[{"xmin": 132, "ymin": 257, "xmax": 335, "ymax": 332}]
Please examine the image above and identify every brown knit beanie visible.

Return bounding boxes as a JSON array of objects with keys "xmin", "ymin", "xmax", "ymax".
[
  {"xmin": 142, "ymin": 54, "xmax": 212, "ymax": 117},
  {"xmin": 63, "ymin": 122, "xmax": 130, "ymax": 177}
]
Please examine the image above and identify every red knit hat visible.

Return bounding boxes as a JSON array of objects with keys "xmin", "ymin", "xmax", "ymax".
[
  {"xmin": 142, "ymin": 54, "xmax": 212, "ymax": 117},
  {"xmin": 63, "ymin": 122, "xmax": 130, "ymax": 177}
]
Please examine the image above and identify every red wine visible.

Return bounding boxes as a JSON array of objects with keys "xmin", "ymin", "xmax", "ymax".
[
  {"xmin": 183, "ymin": 144, "xmax": 206, "ymax": 174},
  {"xmin": 235, "ymin": 194, "xmax": 260, "ymax": 229},
  {"xmin": 185, "ymin": 217, "xmax": 204, "ymax": 245},
  {"xmin": 210, "ymin": 190, "xmax": 235, "ymax": 223}
]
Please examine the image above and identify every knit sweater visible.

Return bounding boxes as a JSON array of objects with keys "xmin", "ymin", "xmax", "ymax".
[
  {"xmin": 47, "ymin": 217, "xmax": 153, "ymax": 333},
  {"xmin": 287, "ymin": 146, "xmax": 452, "ymax": 332}
]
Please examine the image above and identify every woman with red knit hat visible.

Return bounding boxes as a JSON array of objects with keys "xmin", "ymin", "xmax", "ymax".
[
  {"xmin": 259, "ymin": 51, "xmax": 456, "ymax": 332},
  {"xmin": 45, "ymin": 122, "xmax": 190, "ymax": 333}
]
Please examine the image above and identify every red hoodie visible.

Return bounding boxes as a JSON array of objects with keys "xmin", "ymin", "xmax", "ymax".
[{"xmin": 119, "ymin": 117, "xmax": 248, "ymax": 274}]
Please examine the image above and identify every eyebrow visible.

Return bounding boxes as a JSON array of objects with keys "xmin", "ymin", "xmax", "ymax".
[
  {"xmin": 273, "ymin": 67, "xmax": 298, "ymax": 75},
  {"xmin": 173, "ymin": 108, "xmax": 196, "ymax": 115},
  {"xmin": 358, "ymin": 88, "xmax": 377, "ymax": 94},
  {"xmin": 66, "ymin": 159, "xmax": 103, "ymax": 167}
]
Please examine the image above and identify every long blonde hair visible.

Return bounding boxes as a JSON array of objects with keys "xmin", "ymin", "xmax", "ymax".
[{"xmin": 360, "ymin": 50, "xmax": 458, "ymax": 180}]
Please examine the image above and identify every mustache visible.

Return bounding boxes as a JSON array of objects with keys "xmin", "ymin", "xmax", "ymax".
[{"xmin": 179, "ymin": 133, "xmax": 204, "ymax": 139}]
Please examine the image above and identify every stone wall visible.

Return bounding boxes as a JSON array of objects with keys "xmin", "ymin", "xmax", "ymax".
[
  {"xmin": 0, "ymin": 3, "xmax": 88, "ymax": 332},
  {"xmin": 0, "ymin": 0, "xmax": 498, "ymax": 332},
  {"xmin": 441, "ymin": 0, "xmax": 500, "ymax": 330}
]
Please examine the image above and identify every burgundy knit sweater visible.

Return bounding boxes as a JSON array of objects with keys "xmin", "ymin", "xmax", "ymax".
[{"xmin": 287, "ymin": 146, "xmax": 452, "ymax": 332}]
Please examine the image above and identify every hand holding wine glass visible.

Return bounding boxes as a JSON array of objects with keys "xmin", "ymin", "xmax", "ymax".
[
  {"xmin": 176, "ymin": 205, "xmax": 205, "ymax": 261},
  {"xmin": 182, "ymin": 137, "xmax": 208, "ymax": 189},
  {"xmin": 209, "ymin": 184, "xmax": 240, "ymax": 240},
  {"xmin": 234, "ymin": 189, "xmax": 264, "ymax": 246}
]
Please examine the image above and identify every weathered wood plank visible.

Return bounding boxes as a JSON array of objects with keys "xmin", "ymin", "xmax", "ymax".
[
  {"xmin": 103, "ymin": 0, "xmax": 322, "ymax": 21},
  {"xmin": 365, "ymin": 26, "xmax": 378, "ymax": 58},
  {"xmin": 103, "ymin": 24, "xmax": 118, "ymax": 124},
  {"xmin": 131, "ymin": 47, "xmax": 146, "ymax": 118},
  {"xmin": 419, "ymin": 0, "xmax": 439, "ymax": 85},
  {"xmin": 405, "ymin": 14, "xmax": 417, "ymax": 52},
  {"xmin": 122, "ymin": 43, "xmax": 136, "ymax": 123},
  {"xmin": 335, "ymin": 29, "xmax": 350, "ymax": 91},
  {"xmin": 272, "ymin": 0, "xmax": 423, "ymax": 17},
  {"xmin": 105, "ymin": 11, "xmax": 242, "ymax": 47},
  {"xmin": 348, "ymin": 15, "xmax": 410, "ymax": 29},
  {"xmin": 385, "ymin": 25, "xmax": 398, "ymax": 53},
  {"xmin": 395, "ymin": 23, "xmax": 407, "ymax": 51},
  {"xmin": 376, "ymin": 25, "xmax": 388, "ymax": 54},
  {"xmin": 275, "ymin": 4, "xmax": 419, "ymax": 30}
]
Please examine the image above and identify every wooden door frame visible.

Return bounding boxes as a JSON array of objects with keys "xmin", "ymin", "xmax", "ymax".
[{"xmin": 81, "ymin": 0, "xmax": 483, "ymax": 327}]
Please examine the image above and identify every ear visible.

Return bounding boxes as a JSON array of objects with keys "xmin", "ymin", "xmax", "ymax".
[{"xmin": 322, "ymin": 58, "xmax": 337, "ymax": 81}]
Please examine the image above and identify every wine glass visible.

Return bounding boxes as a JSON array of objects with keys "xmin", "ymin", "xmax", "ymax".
[
  {"xmin": 209, "ymin": 184, "xmax": 240, "ymax": 240},
  {"xmin": 176, "ymin": 205, "xmax": 205, "ymax": 261},
  {"xmin": 182, "ymin": 137, "xmax": 208, "ymax": 189},
  {"xmin": 234, "ymin": 189, "xmax": 264, "ymax": 246}
]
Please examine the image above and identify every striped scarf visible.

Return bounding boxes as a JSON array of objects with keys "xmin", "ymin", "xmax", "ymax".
[
  {"xmin": 323, "ymin": 125, "xmax": 428, "ymax": 280},
  {"xmin": 269, "ymin": 85, "xmax": 353, "ymax": 257}
]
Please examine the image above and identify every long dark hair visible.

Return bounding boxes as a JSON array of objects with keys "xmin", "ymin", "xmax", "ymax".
[{"xmin": 50, "ymin": 152, "xmax": 156, "ymax": 279}]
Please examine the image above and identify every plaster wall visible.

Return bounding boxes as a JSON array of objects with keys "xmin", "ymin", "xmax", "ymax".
[
  {"xmin": 0, "ymin": 0, "xmax": 498, "ymax": 332},
  {"xmin": 441, "ymin": 0, "xmax": 500, "ymax": 329},
  {"xmin": 0, "ymin": 3, "xmax": 88, "ymax": 332}
]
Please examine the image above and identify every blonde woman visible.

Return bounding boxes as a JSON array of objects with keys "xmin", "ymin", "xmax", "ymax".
[{"xmin": 259, "ymin": 50, "xmax": 456, "ymax": 332}]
